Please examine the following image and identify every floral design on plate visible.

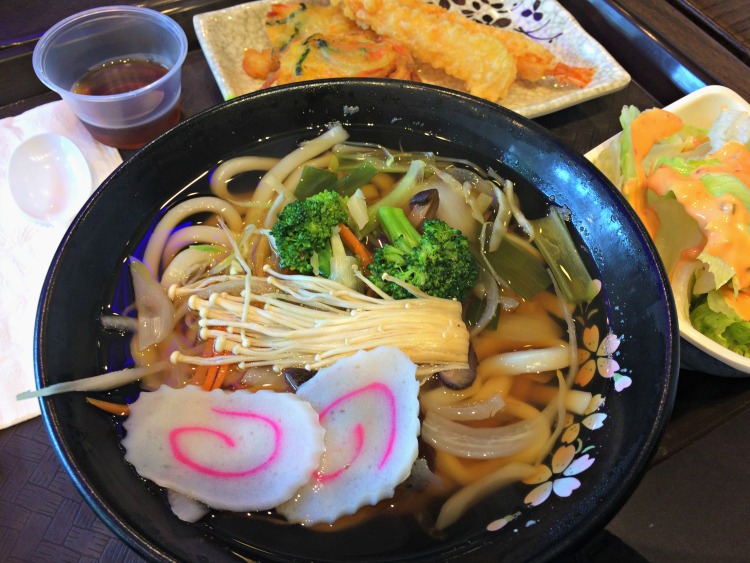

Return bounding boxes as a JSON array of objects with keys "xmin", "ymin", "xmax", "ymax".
[{"xmin": 438, "ymin": 0, "xmax": 564, "ymax": 43}]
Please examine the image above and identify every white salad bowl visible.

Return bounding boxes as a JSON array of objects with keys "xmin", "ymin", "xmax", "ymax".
[{"xmin": 586, "ymin": 85, "xmax": 750, "ymax": 377}]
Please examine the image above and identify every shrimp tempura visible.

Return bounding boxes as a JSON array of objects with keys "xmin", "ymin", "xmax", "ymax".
[
  {"xmin": 333, "ymin": 0, "xmax": 517, "ymax": 102},
  {"xmin": 489, "ymin": 28, "xmax": 594, "ymax": 87}
]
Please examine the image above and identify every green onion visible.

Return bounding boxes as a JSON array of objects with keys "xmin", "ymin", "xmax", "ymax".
[
  {"xmin": 530, "ymin": 208, "xmax": 598, "ymax": 304},
  {"xmin": 484, "ymin": 232, "xmax": 551, "ymax": 301},
  {"xmin": 294, "ymin": 165, "xmax": 338, "ymax": 199},
  {"xmin": 294, "ymin": 162, "xmax": 379, "ymax": 199},
  {"xmin": 361, "ymin": 159, "xmax": 426, "ymax": 235},
  {"xmin": 189, "ymin": 244, "xmax": 224, "ymax": 252},
  {"xmin": 335, "ymin": 161, "xmax": 378, "ymax": 196},
  {"xmin": 332, "ymin": 143, "xmax": 434, "ymax": 172}
]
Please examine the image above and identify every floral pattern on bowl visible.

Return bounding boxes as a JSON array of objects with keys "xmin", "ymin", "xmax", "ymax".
[
  {"xmin": 485, "ymin": 281, "xmax": 626, "ymax": 527},
  {"xmin": 193, "ymin": 0, "xmax": 630, "ymax": 118}
]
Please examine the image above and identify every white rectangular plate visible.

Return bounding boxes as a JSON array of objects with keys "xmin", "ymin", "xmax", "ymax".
[{"xmin": 194, "ymin": 0, "xmax": 631, "ymax": 118}]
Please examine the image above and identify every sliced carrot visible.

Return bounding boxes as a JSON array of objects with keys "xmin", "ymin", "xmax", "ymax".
[
  {"xmin": 192, "ymin": 339, "xmax": 215, "ymax": 386},
  {"xmin": 86, "ymin": 397, "xmax": 130, "ymax": 416},
  {"xmin": 202, "ymin": 363, "xmax": 220, "ymax": 391},
  {"xmin": 200, "ymin": 328, "xmax": 233, "ymax": 391},
  {"xmin": 338, "ymin": 222, "xmax": 373, "ymax": 268},
  {"xmin": 212, "ymin": 362, "xmax": 231, "ymax": 390}
]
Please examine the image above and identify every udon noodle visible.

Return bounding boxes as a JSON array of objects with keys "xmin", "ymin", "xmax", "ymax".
[{"xmin": 22, "ymin": 124, "xmax": 601, "ymax": 534}]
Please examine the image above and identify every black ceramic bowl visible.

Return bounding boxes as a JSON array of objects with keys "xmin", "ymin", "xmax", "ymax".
[{"xmin": 36, "ymin": 79, "xmax": 679, "ymax": 562}]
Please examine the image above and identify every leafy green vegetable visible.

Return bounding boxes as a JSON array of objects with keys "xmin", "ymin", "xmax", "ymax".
[
  {"xmin": 294, "ymin": 166, "xmax": 338, "ymax": 199},
  {"xmin": 618, "ymin": 105, "xmax": 641, "ymax": 184},
  {"xmin": 294, "ymin": 162, "xmax": 379, "ymax": 199},
  {"xmin": 334, "ymin": 161, "xmax": 378, "ymax": 196},
  {"xmin": 483, "ymin": 232, "xmax": 551, "ymax": 301},
  {"xmin": 332, "ymin": 142, "xmax": 434, "ymax": 172},
  {"xmin": 651, "ymin": 156, "xmax": 720, "ymax": 176},
  {"xmin": 649, "ymin": 192, "xmax": 702, "ymax": 275},
  {"xmin": 360, "ymin": 160, "xmax": 427, "ymax": 236},
  {"xmin": 701, "ymin": 173, "xmax": 750, "ymax": 212},
  {"xmin": 530, "ymin": 208, "xmax": 598, "ymax": 304},
  {"xmin": 694, "ymin": 251, "xmax": 736, "ymax": 295},
  {"xmin": 690, "ymin": 293, "xmax": 750, "ymax": 357}
]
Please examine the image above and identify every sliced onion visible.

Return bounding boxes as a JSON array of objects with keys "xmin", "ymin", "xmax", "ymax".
[
  {"xmin": 160, "ymin": 246, "xmax": 220, "ymax": 289},
  {"xmin": 504, "ymin": 180, "xmax": 534, "ymax": 240},
  {"xmin": 330, "ymin": 255, "xmax": 363, "ymax": 292},
  {"xmin": 422, "ymin": 392, "xmax": 505, "ymax": 421},
  {"xmin": 435, "ymin": 461, "xmax": 536, "ymax": 530},
  {"xmin": 470, "ymin": 268, "xmax": 499, "ymax": 337},
  {"xmin": 421, "ymin": 411, "xmax": 549, "ymax": 459},
  {"xmin": 488, "ymin": 184, "xmax": 512, "ymax": 252},
  {"xmin": 242, "ymin": 365, "xmax": 287, "ymax": 389},
  {"xmin": 427, "ymin": 171, "xmax": 479, "ymax": 239},
  {"xmin": 347, "ymin": 188, "xmax": 369, "ymax": 230},
  {"xmin": 130, "ymin": 258, "xmax": 177, "ymax": 350},
  {"xmin": 16, "ymin": 361, "xmax": 169, "ymax": 400},
  {"xmin": 477, "ymin": 344, "xmax": 570, "ymax": 379},
  {"xmin": 100, "ymin": 314, "xmax": 137, "ymax": 333},
  {"xmin": 329, "ymin": 231, "xmax": 364, "ymax": 291},
  {"xmin": 172, "ymin": 278, "xmax": 250, "ymax": 300}
]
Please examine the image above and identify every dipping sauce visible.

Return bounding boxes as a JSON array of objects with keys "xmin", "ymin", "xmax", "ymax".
[
  {"xmin": 73, "ymin": 58, "xmax": 168, "ymax": 96},
  {"xmin": 72, "ymin": 58, "xmax": 181, "ymax": 149}
]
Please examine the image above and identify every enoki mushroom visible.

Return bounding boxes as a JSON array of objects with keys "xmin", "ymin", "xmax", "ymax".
[{"xmin": 169, "ymin": 267, "xmax": 471, "ymax": 378}]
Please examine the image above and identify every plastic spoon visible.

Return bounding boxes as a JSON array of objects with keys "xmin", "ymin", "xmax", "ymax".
[{"xmin": 7, "ymin": 133, "xmax": 92, "ymax": 226}]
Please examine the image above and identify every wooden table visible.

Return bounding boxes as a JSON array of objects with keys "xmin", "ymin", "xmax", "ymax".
[{"xmin": 1, "ymin": 1, "xmax": 749, "ymax": 561}]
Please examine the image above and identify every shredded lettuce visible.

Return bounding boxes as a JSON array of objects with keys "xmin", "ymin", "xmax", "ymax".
[
  {"xmin": 618, "ymin": 105, "xmax": 641, "ymax": 184},
  {"xmin": 690, "ymin": 293, "xmax": 750, "ymax": 357},
  {"xmin": 693, "ymin": 252, "xmax": 736, "ymax": 295},
  {"xmin": 640, "ymin": 129, "xmax": 709, "ymax": 177},
  {"xmin": 707, "ymin": 108, "xmax": 750, "ymax": 151},
  {"xmin": 701, "ymin": 173, "xmax": 750, "ymax": 212},
  {"xmin": 649, "ymin": 192, "xmax": 702, "ymax": 275},
  {"xmin": 651, "ymin": 156, "xmax": 721, "ymax": 176}
]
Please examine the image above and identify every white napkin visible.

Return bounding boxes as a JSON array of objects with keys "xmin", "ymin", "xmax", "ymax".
[{"xmin": 0, "ymin": 100, "xmax": 123, "ymax": 429}]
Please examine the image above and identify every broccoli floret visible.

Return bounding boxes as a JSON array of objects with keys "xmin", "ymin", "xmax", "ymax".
[
  {"xmin": 270, "ymin": 190, "xmax": 348, "ymax": 274},
  {"xmin": 368, "ymin": 206, "xmax": 479, "ymax": 300}
]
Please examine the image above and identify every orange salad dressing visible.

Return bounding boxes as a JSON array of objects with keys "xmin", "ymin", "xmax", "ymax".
[
  {"xmin": 622, "ymin": 108, "xmax": 683, "ymax": 238},
  {"xmin": 646, "ymin": 141, "xmax": 750, "ymax": 315},
  {"xmin": 720, "ymin": 287, "xmax": 750, "ymax": 320}
]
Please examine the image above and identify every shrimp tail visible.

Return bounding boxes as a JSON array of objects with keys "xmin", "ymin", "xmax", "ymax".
[
  {"xmin": 486, "ymin": 28, "xmax": 596, "ymax": 87},
  {"xmin": 550, "ymin": 62, "xmax": 596, "ymax": 89}
]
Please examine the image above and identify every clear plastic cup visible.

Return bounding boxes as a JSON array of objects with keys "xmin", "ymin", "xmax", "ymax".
[{"xmin": 33, "ymin": 6, "xmax": 188, "ymax": 150}]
